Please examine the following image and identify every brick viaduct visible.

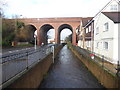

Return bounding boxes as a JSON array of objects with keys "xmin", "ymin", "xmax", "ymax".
[{"xmin": 18, "ymin": 17, "xmax": 82, "ymax": 45}]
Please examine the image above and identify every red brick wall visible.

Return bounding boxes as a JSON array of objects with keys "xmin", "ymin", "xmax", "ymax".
[{"xmin": 18, "ymin": 17, "xmax": 82, "ymax": 45}]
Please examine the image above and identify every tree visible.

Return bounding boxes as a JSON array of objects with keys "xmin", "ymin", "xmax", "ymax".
[
  {"xmin": 0, "ymin": 0, "xmax": 8, "ymax": 18},
  {"xmin": 2, "ymin": 19, "xmax": 27, "ymax": 46},
  {"xmin": 16, "ymin": 24, "xmax": 35, "ymax": 44},
  {"xmin": 0, "ymin": 1, "xmax": 7, "ymax": 46},
  {"xmin": 2, "ymin": 19, "xmax": 15, "ymax": 46},
  {"xmin": 2, "ymin": 18, "xmax": 35, "ymax": 47},
  {"xmin": 65, "ymin": 34, "xmax": 72, "ymax": 43}
]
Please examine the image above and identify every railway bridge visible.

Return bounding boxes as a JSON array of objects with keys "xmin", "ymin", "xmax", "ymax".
[{"xmin": 18, "ymin": 17, "xmax": 82, "ymax": 45}]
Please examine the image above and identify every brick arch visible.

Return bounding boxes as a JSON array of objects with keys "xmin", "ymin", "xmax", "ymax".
[
  {"xmin": 39, "ymin": 24, "xmax": 55, "ymax": 45},
  {"xmin": 25, "ymin": 24, "xmax": 37, "ymax": 31},
  {"xmin": 58, "ymin": 24, "xmax": 73, "ymax": 32},
  {"xmin": 25, "ymin": 23, "xmax": 37, "ymax": 30},
  {"xmin": 17, "ymin": 17, "xmax": 82, "ymax": 45},
  {"xmin": 57, "ymin": 24, "xmax": 73, "ymax": 43},
  {"xmin": 23, "ymin": 24, "xmax": 37, "ymax": 43}
]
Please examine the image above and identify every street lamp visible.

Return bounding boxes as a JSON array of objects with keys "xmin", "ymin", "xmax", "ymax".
[{"xmin": 34, "ymin": 30, "xmax": 37, "ymax": 49}]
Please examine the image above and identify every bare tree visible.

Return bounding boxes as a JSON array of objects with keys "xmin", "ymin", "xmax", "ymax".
[{"xmin": 0, "ymin": 0, "xmax": 8, "ymax": 18}]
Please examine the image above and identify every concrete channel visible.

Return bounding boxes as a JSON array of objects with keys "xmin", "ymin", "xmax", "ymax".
[{"xmin": 39, "ymin": 45, "xmax": 104, "ymax": 88}]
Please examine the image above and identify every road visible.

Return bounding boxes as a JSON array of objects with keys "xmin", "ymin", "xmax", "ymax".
[
  {"xmin": 2, "ymin": 44, "xmax": 55, "ymax": 55},
  {"xmin": 2, "ymin": 46, "xmax": 34, "ymax": 54}
]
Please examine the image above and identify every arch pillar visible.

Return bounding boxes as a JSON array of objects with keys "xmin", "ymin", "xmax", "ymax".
[
  {"xmin": 36, "ymin": 27, "xmax": 41, "ymax": 46},
  {"xmin": 72, "ymin": 27, "xmax": 77, "ymax": 45},
  {"xmin": 55, "ymin": 27, "xmax": 59, "ymax": 44}
]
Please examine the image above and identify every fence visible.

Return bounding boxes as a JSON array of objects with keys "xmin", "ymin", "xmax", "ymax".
[
  {"xmin": 70, "ymin": 44, "xmax": 119, "ymax": 75},
  {"xmin": 0, "ymin": 44, "xmax": 60, "ymax": 87}
]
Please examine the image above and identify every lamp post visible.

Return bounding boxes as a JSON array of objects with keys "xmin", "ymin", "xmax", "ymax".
[{"xmin": 34, "ymin": 30, "xmax": 37, "ymax": 50}]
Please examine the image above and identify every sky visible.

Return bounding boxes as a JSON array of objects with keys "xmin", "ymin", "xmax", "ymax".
[
  {"xmin": 2, "ymin": 0, "xmax": 111, "ymax": 18},
  {"xmin": 1, "ymin": 0, "xmax": 112, "ymax": 40},
  {"xmin": 47, "ymin": 29, "xmax": 72, "ymax": 40}
]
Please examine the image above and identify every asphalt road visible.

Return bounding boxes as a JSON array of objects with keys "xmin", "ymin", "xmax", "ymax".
[
  {"xmin": 2, "ymin": 46, "xmax": 34, "ymax": 54},
  {"xmin": 2, "ymin": 44, "xmax": 55, "ymax": 54}
]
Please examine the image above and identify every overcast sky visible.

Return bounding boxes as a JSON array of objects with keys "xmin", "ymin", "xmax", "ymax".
[
  {"xmin": 3, "ymin": 0, "xmax": 111, "ymax": 18},
  {"xmin": 47, "ymin": 29, "xmax": 72, "ymax": 40}
]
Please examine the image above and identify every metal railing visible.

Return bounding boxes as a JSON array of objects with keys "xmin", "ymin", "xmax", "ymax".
[
  {"xmin": 0, "ymin": 44, "xmax": 60, "ymax": 87},
  {"xmin": 71, "ymin": 45, "xmax": 119, "ymax": 76}
]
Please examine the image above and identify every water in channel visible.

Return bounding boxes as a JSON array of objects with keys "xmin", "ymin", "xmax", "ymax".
[{"xmin": 39, "ymin": 45, "xmax": 104, "ymax": 88}]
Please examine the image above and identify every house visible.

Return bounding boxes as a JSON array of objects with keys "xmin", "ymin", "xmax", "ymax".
[
  {"xmin": 94, "ymin": 12, "xmax": 120, "ymax": 64},
  {"xmin": 77, "ymin": 17, "xmax": 93, "ymax": 50},
  {"xmin": 78, "ymin": 0, "xmax": 120, "ymax": 64},
  {"xmin": 93, "ymin": 0, "xmax": 120, "ymax": 64},
  {"xmin": 83, "ymin": 19, "xmax": 94, "ymax": 52}
]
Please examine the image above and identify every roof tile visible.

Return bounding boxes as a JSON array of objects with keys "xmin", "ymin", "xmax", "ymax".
[{"xmin": 102, "ymin": 12, "xmax": 120, "ymax": 23}]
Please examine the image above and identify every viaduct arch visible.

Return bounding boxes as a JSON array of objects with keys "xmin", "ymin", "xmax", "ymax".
[
  {"xmin": 58, "ymin": 24, "xmax": 73, "ymax": 43},
  {"xmin": 18, "ymin": 17, "xmax": 82, "ymax": 45}
]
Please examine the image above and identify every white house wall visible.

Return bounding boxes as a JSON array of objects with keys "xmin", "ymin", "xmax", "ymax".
[
  {"xmin": 119, "ymin": 1, "xmax": 120, "ymax": 11},
  {"xmin": 118, "ymin": 24, "xmax": 120, "ymax": 64},
  {"xmin": 94, "ymin": 13, "xmax": 115, "ymax": 63},
  {"xmin": 103, "ymin": 0, "xmax": 120, "ymax": 12},
  {"xmin": 113, "ymin": 24, "xmax": 119, "ymax": 64}
]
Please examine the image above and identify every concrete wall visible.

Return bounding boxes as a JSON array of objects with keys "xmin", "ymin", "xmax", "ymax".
[
  {"xmin": 69, "ymin": 46, "xmax": 120, "ymax": 89},
  {"xmin": 6, "ymin": 45, "xmax": 63, "ymax": 88}
]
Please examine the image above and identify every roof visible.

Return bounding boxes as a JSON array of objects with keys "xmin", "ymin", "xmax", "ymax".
[
  {"xmin": 102, "ymin": 12, "xmax": 120, "ymax": 23},
  {"xmin": 81, "ymin": 17, "xmax": 93, "ymax": 27},
  {"xmin": 93, "ymin": 0, "xmax": 120, "ymax": 20}
]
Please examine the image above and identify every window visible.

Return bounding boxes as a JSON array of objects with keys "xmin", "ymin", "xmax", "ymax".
[
  {"xmin": 87, "ymin": 41, "xmax": 91, "ymax": 47},
  {"xmin": 104, "ymin": 22, "xmax": 109, "ymax": 31},
  {"xmin": 89, "ymin": 41, "xmax": 91, "ymax": 47},
  {"xmin": 96, "ymin": 42, "xmax": 99, "ymax": 48},
  {"xmin": 111, "ymin": 5, "xmax": 117, "ymax": 11},
  {"xmin": 86, "ymin": 41, "xmax": 88, "ymax": 47},
  {"xmin": 103, "ymin": 42, "xmax": 108, "ymax": 50},
  {"xmin": 86, "ymin": 28, "xmax": 88, "ymax": 33},
  {"xmin": 96, "ymin": 27, "xmax": 99, "ymax": 35},
  {"xmin": 89, "ymin": 26, "xmax": 91, "ymax": 32}
]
